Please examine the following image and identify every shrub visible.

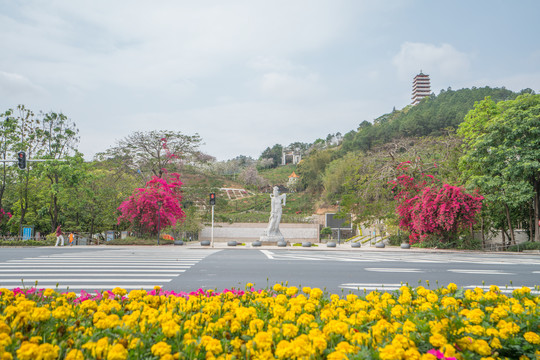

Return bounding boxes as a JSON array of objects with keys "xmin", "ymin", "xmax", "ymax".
[{"xmin": 507, "ymin": 241, "xmax": 540, "ymax": 252}]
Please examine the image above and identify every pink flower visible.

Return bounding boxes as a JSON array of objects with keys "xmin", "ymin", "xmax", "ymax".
[{"xmin": 427, "ymin": 349, "xmax": 456, "ymax": 360}]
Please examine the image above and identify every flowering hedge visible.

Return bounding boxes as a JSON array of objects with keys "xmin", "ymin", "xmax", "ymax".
[{"xmin": 0, "ymin": 284, "xmax": 539, "ymax": 359}]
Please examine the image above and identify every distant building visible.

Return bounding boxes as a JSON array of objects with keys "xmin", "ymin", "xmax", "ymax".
[
  {"xmin": 287, "ymin": 171, "xmax": 300, "ymax": 192},
  {"xmin": 281, "ymin": 148, "xmax": 302, "ymax": 165},
  {"xmin": 412, "ymin": 71, "xmax": 431, "ymax": 105}
]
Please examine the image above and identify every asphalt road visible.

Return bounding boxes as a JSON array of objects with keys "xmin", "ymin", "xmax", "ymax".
[
  {"xmin": 0, "ymin": 246, "xmax": 539, "ymax": 295},
  {"xmin": 166, "ymin": 247, "xmax": 540, "ymax": 294}
]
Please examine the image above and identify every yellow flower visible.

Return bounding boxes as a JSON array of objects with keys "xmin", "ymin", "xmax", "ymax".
[
  {"xmin": 472, "ymin": 339, "xmax": 491, "ymax": 356},
  {"xmin": 112, "ymin": 287, "xmax": 127, "ymax": 297},
  {"xmin": 161, "ymin": 319, "xmax": 180, "ymax": 338},
  {"xmin": 151, "ymin": 342, "xmax": 172, "ymax": 357},
  {"xmin": 285, "ymin": 286, "xmax": 298, "ymax": 296},
  {"xmin": 429, "ymin": 333, "xmax": 447, "ymax": 347},
  {"xmin": 309, "ymin": 288, "xmax": 323, "ymax": 299},
  {"xmin": 490, "ymin": 337, "xmax": 502, "ymax": 349},
  {"xmin": 42, "ymin": 289, "xmax": 56, "ymax": 297},
  {"xmin": 0, "ymin": 334, "xmax": 11, "ymax": 348},
  {"xmin": 16, "ymin": 342, "xmax": 39, "ymax": 360},
  {"xmin": 107, "ymin": 343, "xmax": 128, "ymax": 360},
  {"xmin": 281, "ymin": 323, "xmax": 299, "ymax": 338},
  {"xmin": 65, "ymin": 349, "xmax": 84, "ymax": 360},
  {"xmin": 252, "ymin": 331, "xmax": 273, "ymax": 350},
  {"xmin": 379, "ymin": 343, "xmax": 405, "ymax": 360},
  {"xmin": 523, "ymin": 331, "xmax": 540, "ymax": 345},
  {"xmin": 326, "ymin": 351, "xmax": 348, "ymax": 360},
  {"xmin": 30, "ymin": 307, "xmax": 51, "ymax": 322},
  {"xmin": 95, "ymin": 337, "xmax": 110, "ymax": 359}
]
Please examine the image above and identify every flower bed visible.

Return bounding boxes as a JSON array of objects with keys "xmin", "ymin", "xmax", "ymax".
[{"xmin": 0, "ymin": 283, "xmax": 539, "ymax": 359}]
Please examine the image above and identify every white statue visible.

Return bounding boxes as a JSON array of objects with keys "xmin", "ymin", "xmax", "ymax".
[{"xmin": 261, "ymin": 186, "xmax": 286, "ymax": 242}]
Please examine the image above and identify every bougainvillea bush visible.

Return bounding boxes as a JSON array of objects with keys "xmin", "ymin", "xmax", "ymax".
[
  {"xmin": 117, "ymin": 172, "xmax": 185, "ymax": 235},
  {"xmin": 0, "ymin": 284, "xmax": 539, "ymax": 359},
  {"xmin": 390, "ymin": 162, "xmax": 483, "ymax": 245}
]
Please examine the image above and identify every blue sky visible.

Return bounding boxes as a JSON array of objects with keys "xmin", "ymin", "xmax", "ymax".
[{"xmin": 1, "ymin": 1, "xmax": 539, "ymax": 161}]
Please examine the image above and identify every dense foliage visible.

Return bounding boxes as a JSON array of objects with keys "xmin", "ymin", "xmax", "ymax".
[
  {"xmin": 458, "ymin": 94, "xmax": 540, "ymax": 243},
  {"xmin": 341, "ymin": 87, "xmax": 516, "ymax": 153}
]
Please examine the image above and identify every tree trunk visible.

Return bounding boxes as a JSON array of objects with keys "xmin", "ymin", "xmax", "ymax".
[
  {"xmin": 530, "ymin": 201, "xmax": 534, "ymax": 242},
  {"xmin": 503, "ymin": 203, "xmax": 516, "ymax": 245},
  {"xmin": 481, "ymin": 215, "xmax": 485, "ymax": 248},
  {"xmin": 90, "ymin": 218, "xmax": 94, "ymax": 245}
]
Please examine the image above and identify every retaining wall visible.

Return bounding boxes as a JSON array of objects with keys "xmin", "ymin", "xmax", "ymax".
[{"xmin": 199, "ymin": 223, "xmax": 320, "ymax": 243}]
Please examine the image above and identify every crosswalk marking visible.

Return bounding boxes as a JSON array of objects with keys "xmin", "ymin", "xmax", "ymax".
[
  {"xmin": 260, "ymin": 250, "xmax": 540, "ymax": 265},
  {"xmin": 340, "ymin": 283, "xmax": 403, "ymax": 291},
  {"xmin": 365, "ymin": 268, "xmax": 423, "ymax": 273},
  {"xmin": 0, "ymin": 248, "xmax": 220, "ymax": 292},
  {"xmin": 448, "ymin": 269, "xmax": 515, "ymax": 275}
]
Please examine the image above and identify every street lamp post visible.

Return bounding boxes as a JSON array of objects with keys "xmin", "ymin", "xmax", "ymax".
[
  {"xmin": 337, "ymin": 201, "xmax": 341, "ymax": 245},
  {"xmin": 157, "ymin": 200, "xmax": 163, "ymax": 245}
]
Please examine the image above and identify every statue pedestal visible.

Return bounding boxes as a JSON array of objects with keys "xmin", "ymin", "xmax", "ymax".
[{"xmin": 260, "ymin": 235, "xmax": 284, "ymax": 243}]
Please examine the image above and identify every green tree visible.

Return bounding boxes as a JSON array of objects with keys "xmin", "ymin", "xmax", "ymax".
[
  {"xmin": 33, "ymin": 111, "xmax": 81, "ymax": 231},
  {"xmin": 458, "ymin": 94, "xmax": 540, "ymax": 242},
  {"xmin": 296, "ymin": 148, "xmax": 336, "ymax": 193},
  {"xmin": 259, "ymin": 144, "xmax": 283, "ymax": 168},
  {"xmin": 98, "ymin": 130, "xmax": 203, "ymax": 180},
  {"xmin": 0, "ymin": 110, "xmax": 18, "ymax": 211}
]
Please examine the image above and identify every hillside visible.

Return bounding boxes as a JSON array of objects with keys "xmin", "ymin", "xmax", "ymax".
[{"xmin": 340, "ymin": 86, "xmax": 518, "ymax": 154}]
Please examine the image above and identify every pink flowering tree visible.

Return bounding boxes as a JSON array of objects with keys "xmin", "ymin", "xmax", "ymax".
[
  {"xmin": 117, "ymin": 172, "xmax": 185, "ymax": 235},
  {"xmin": 390, "ymin": 162, "xmax": 483, "ymax": 244},
  {"xmin": 0, "ymin": 208, "xmax": 12, "ymax": 234}
]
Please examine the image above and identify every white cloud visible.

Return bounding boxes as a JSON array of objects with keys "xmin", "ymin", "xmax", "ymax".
[
  {"xmin": 248, "ymin": 56, "xmax": 301, "ymax": 72},
  {"xmin": 0, "ymin": 71, "xmax": 43, "ymax": 98},
  {"xmin": 392, "ymin": 42, "xmax": 471, "ymax": 81},
  {"xmin": 259, "ymin": 72, "xmax": 324, "ymax": 100}
]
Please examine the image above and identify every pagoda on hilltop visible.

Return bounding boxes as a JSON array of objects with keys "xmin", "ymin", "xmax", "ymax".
[{"xmin": 412, "ymin": 71, "xmax": 431, "ymax": 105}]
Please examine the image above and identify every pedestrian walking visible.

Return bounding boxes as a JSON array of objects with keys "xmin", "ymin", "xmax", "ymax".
[
  {"xmin": 69, "ymin": 232, "xmax": 74, "ymax": 246},
  {"xmin": 55, "ymin": 225, "xmax": 64, "ymax": 247}
]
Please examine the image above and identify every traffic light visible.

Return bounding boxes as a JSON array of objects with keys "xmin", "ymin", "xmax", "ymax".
[
  {"xmin": 17, "ymin": 151, "xmax": 26, "ymax": 169},
  {"xmin": 209, "ymin": 193, "xmax": 216, "ymax": 206}
]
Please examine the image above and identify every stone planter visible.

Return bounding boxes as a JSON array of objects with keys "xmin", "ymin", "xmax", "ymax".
[
  {"xmin": 326, "ymin": 242, "xmax": 336, "ymax": 248},
  {"xmin": 227, "ymin": 241, "xmax": 237, "ymax": 246},
  {"xmin": 200, "ymin": 240, "xmax": 211, "ymax": 246},
  {"xmin": 277, "ymin": 241, "xmax": 287, "ymax": 247},
  {"xmin": 173, "ymin": 240, "xmax": 184, "ymax": 246},
  {"xmin": 400, "ymin": 243, "xmax": 411, "ymax": 249},
  {"xmin": 375, "ymin": 242, "xmax": 385, "ymax": 248},
  {"xmin": 252, "ymin": 241, "xmax": 262, "ymax": 247},
  {"xmin": 302, "ymin": 242, "xmax": 312, "ymax": 247},
  {"xmin": 351, "ymin": 242, "xmax": 361, "ymax": 248}
]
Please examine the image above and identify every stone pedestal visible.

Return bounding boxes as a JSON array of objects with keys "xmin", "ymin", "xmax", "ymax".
[{"xmin": 260, "ymin": 234, "xmax": 284, "ymax": 243}]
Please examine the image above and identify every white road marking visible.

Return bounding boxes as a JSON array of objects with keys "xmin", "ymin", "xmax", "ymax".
[
  {"xmin": 0, "ymin": 249, "xmax": 219, "ymax": 291},
  {"xmin": 260, "ymin": 250, "xmax": 275, "ymax": 259},
  {"xmin": 365, "ymin": 268, "xmax": 423, "ymax": 273},
  {"xmin": 448, "ymin": 269, "xmax": 515, "ymax": 275},
  {"xmin": 462, "ymin": 285, "xmax": 540, "ymax": 295},
  {"xmin": 339, "ymin": 283, "xmax": 403, "ymax": 291}
]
